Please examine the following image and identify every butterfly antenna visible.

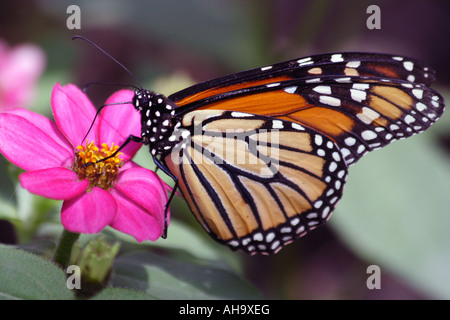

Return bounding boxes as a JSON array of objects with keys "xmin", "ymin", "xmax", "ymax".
[
  {"xmin": 80, "ymin": 102, "xmax": 107, "ymax": 145},
  {"xmin": 80, "ymin": 100, "xmax": 133, "ymax": 145},
  {"xmin": 72, "ymin": 35, "xmax": 144, "ymax": 90}
]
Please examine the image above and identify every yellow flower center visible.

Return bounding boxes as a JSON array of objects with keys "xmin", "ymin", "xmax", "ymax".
[{"xmin": 73, "ymin": 141, "xmax": 124, "ymax": 190}]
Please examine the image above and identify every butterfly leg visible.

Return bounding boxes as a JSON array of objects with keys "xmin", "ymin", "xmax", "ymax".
[
  {"xmin": 83, "ymin": 134, "xmax": 143, "ymax": 167},
  {"xmin": 153, "ymin": 156, "xmax": 179, "ymax": 239}
]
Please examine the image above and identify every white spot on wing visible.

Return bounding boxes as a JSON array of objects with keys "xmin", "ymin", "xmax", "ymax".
[
  {"xmin": 321, "ymin": 206, "xmax": 331, "ymax": 219},
  {"xmin": 231, "ymin": 112, "xmax": 253, "ymax": 117},
  {"xmin": 305, "ymin": 78, "xmax": 322, "ymax": 83},
  {"xmin": 331, "ymin": 54, "xmax": 344, "ymax": 62},
  {"xmin": 297, "ymin": 57, "xmax": 313, "ymax": 66},
  {"xmin": 403, "ymin": 61, "xmax": 414, "ymax": 71},
  {"xmin": 284, "ymin": 86, "xmax": 297, "ymax": 94},
  {"xmin": 357, "ymin": 107, "xmax": 380, "ymax": 125},
  {"xmin": 315, "ymin": 134, "xmax": 323, "ymax": 146},
  {"xmin": 416, "ymin": 102, "xmax": 427, "ymax": 111},
  {"xmin": 335, "ymin": 77, "xmax": 351, "ymax": 83},
  {"xmin": 332, "ymin": 152, "xmax": 341, "ymax": 162},
  {"xmin": 352, "ymin": 83, "xmax": 370, "ymax": 90},
  {"xmin": 266, "ymin": 232, "xmax": 275, "ymax": 242},
  {"xmin": 308, "ymin": 67, "xmax": 322, "ymax": 75},
  {"xmin": 345, "ymin": 137, "xmax": 356, "ymax": 146},
  {"xmin": 350, "ymin": 89, "xmax": 367, "ymax": 102},
  {"xmin": 405, "ymin": 115, "xmax": 415, "ymax": 124},
  {"xmin": 412, "ymin": 89, "xmax": 423, "ymax": 99},
  {"xmin": 329, "ymin": 161, "xmax": 338, "ymax": 172},
  {"xmin": 346, "ymin": 61, "xmax": 361, "ymax": 68},
  {"xmin": 253, "ymin": 233, "xmax": 263, "ymax": 241},
  {"xmin": 272, "ymin": 120, "xmax": 284, "ymax": 129},
  {"xmin": 319, "ymin": 96, "xmax": 341, "ymax": 106},
  {"xmin": 313, "ymin": 85, "xmax": 332, "ymax": 94},
  {"xmin": 341, "ymin": 148, "xmax": 350, "ymax": 158},
  {"xmin": 291, "ymin": 123, "xmax": 304, "ymax": 131},
  {"xmin": 361, "ymin": 130, "xmax": 377, "ymax": 140}
]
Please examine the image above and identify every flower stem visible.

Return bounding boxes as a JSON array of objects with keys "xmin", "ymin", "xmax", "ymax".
[{"xmin": 53, "ymin": 229, "xmax": 80, "ymax": 269}]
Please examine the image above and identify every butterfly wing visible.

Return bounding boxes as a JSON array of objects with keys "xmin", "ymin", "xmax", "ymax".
[
  {"xmin": 160, "ymin": 52, "xmax": 444, "ymax": 254},
  {"xmin": 169, "ymin": 52, "xmax": 436, "ymax": 105},
  {"xmin": 163, "ymin": 110, "xmax": 348, "ymax": 255},
  {"xmin": 169, "ymin": 53, "xmax": 444, "ymax": 166}
]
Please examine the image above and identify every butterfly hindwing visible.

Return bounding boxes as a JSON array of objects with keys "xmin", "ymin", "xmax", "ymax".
[{"xmin": 163, "ymin": 110, "xmax": 348, "ymax": 255}]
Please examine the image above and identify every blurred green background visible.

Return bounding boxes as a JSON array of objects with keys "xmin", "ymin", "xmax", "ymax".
[{"xmin": 1, "ymin": 0, "xmax": 449, "ymax": 299}]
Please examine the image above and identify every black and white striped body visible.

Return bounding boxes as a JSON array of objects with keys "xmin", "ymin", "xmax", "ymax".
[{"xmin": 133, "ymin": 89, "xmax": 182, "ymax": 157}]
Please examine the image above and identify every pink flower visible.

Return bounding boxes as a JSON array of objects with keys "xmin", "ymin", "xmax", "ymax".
[
  {"xmin": 0, "ymin": 39, "xmax": 46, "ymax": 111},
  {"xmin": 0, "ymin": 83, "xmax": 169, "ymax": 241}
]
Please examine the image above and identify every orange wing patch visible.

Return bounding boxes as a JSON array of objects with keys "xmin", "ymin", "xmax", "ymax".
[
  {"xmin": 187, "ymin": 88, "xmax": 358, "ymax": 142},
  {"xmin": 283, "ymin": 107, "xmax": 355, "ymax": 138},
  {"xmin": 198, "ymin": 90, "xmax": 311, "ymax": 117},
  {"xmin": 176, "ymin": 76, "xmax": 293, "ymax": 106}
]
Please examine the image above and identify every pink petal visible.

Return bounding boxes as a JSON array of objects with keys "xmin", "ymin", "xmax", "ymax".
[
  {"xmin": 19, "ymin": 167, "xmax": 88, "ymax": 200},
  {"xmin": 0, "ymin": 44, "xmax": 45, "ymax": 87},
  {"xmin": 61, "ymin": 187, "xmax": 117, "ymax": 234},
  {"xmin": 109, "ymin": 187, "xmax": 163, "ymax": 242},
  {"xmin": 115, "ymin": 167, "xmax": 168, "ymax": 223},
  {"xmin": 109, "ymin": 167, "xmax": 169, "ymax": 241},
  {"xmin": 0, "ymin": 113, "xmax": 74, "ymax": 171},
  {"xmin": 119, "ymin": 160, "xmax": 174, "ymax": 192},
  {"xmin": 98, "ymin": 89, "xmax": 141, "ymax": 161},
  {"xmin": 0, "ymin": 44, "xmax": 45, "ymax": 110},
  {"xmin": 51, "ymin": 83, "xmax": 97, "ymax": 147},
  {"xmin": 5, "ymin": 108, "xmax": 72, "ymax": 152}
]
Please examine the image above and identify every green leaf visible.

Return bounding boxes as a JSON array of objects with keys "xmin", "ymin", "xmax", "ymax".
[
  {"xmin": 0, "ymin": 245, "xmax": 74, "ymax": 300},
  {"xmin": 330, "ymin": 132, "xmax": 450, "ymax": 299},
  {"xmin": 103, "ymin": 217, "xmax": 243, "ymax": 274},
  {"xmin": 110, "ymin": 251, "xmax": 261, "ymax": 300},
  {"xmin": 0, "ymin": 157, "xmax": 18, "ymax": 221}
]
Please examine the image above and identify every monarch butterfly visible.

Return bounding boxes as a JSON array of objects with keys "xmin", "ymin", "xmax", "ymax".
[{"xmin": 77, "ymin": 38, "xmax": 445, "ymax": 255}]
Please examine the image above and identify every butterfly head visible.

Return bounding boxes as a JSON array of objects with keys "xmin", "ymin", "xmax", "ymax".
[{"xmin": 133, "ymin": 89, "xmax": 182, "ymax": 156}]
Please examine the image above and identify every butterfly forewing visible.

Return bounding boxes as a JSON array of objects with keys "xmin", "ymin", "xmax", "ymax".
[
  {"xmin": 171, "ymin": 74, "xmax": 444, "ymax": 166},
  {"xmin": 170, "ymin": 52, "xmax": 436, "ymax": 106}
]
